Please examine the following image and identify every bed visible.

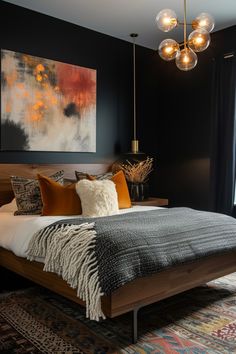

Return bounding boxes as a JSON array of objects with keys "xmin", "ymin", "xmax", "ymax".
[{"xmin": 1, "ymin": 163, "xmax": 236, "ymax": 343}]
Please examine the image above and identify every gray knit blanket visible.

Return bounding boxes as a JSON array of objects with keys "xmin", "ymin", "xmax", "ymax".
[{"xmin": 26, "ymin": 208, "xmax": 236, "ymax": 320}]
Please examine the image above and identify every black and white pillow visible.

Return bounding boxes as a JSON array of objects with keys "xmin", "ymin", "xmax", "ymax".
[{"xmin": 11, "ymin": 170, "xmax": 64, "ymax": 215}]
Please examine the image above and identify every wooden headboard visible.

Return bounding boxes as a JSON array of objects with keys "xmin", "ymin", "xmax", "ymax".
[{"xmin": 0, "ymin": 163, "xmax": 111, "ymax": 206}]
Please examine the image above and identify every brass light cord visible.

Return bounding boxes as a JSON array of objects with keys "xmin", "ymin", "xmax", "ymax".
[
  {"xmin": 184, "ymin": 0, "xmax": 187, "ymax": 49},
  {"xmin": 133, "ymin": 36, "xmax": 136, "ymax": 141},
  {"xmin": 130, "ymin": 33, "xmax": 139, "ymax": 153}
]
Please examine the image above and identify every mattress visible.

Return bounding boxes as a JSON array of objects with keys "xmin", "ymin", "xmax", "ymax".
[{"xmin": 0, "ymin": 205, "xmax": 159, "ymax": 259}]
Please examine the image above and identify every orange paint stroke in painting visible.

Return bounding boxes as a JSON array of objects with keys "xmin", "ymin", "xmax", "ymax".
[
  {"xmin": 42, "ymin": 83, "xmax": 49, "ymax": 89},
  {"xmin": 49, "ymin": 96, "xmax": 57, "ymax": 105},
  {"xmin": 23, "ymin": 90, "xmax": 29, "ymax": 98},
  {"xmin": 27, "ymin": 100, "xmax": 46, "ymax": 122},
  {"xmin": 33, "ymin": 101, "xmax": 44, "ymax": 110},
  {"xmin": 56, "ymin": 63, "xmax": 96, "ymax": 114},
  {"xmin": 23, "ymin": 54, "xmax": 36, "ymax": 67},
  {"xmin": 5, "ymin": 101, "xmax": 12, "ymax": 113},
  {"xmin": 34, "ymin": 64, "xmax": 47, "ymax": 84},
  {"xmin": 16, "ymin": 83, "xmax": 29, "ymax": 98},
  {"xmin": 36, "ymin": 64, "xmax": 45, "ymax": 72},
  {"xmin": 36, "ymin": 91, "xmax": 43, "ymax": 100},
  {"xmin": 36, "ymin": 74, "xmax": 43, "ymax": 82},
  {"xmin": 46, "ymin": 91, "xmax": 58, "ymax": 105},
  {"xmin": 16, "ymin": 83, "xmax": 25, "ymax": 90},
  {"xmin": 31, "ymin": 112, "xmax": 43, "ymax": 122},
  {"xmin": 5, "ymin": 70, "xmax": 17, "ymax": 87}
]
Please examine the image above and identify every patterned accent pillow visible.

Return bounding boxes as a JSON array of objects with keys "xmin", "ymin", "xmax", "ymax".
[
  {"xmin": 75, "ymin": 171, "xmax": 113, "ymax": 181},
  {"xmin": 11, "ymin": 170, "xmax": 64, "ymax": 215}
]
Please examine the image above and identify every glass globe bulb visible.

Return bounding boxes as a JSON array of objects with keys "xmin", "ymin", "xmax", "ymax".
[
  {"xmin": 156, "ymin": 9, "xmax": 178, "ymax": 32},
  {"xmin": 192, "ymin": 13, "xmax": 215, "ymax": 33},
  {"xmin": 176, "ymin": 47, "xmax": 198, "ymax": 71},
  {"xmin": 158, "ymin": 39, "xmax": 180, "ymax": 61},
  {"xmin": 188, "ymin": 29, "xmax": 210, "ymax": 52}
]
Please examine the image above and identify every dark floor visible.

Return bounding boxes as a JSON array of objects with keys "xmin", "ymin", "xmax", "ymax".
[{"xmin": 0, "ymin": 267, "xmax": 33, "ymax": 293}]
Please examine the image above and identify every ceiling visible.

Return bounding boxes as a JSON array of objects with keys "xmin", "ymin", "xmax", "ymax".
[{"xmin": 4, "ymin": 0, "xmax": 236, "ymax": 49}]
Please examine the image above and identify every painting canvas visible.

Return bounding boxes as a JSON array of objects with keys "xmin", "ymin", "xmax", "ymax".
[{"xmin": 1, "ymin": 49, "xmax": 96, "ymax": 152}]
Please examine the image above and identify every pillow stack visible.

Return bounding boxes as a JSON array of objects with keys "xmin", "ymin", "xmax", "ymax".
[{"xmin": 11, "ymin": 169, "xmax": 131, "ymax": 217}]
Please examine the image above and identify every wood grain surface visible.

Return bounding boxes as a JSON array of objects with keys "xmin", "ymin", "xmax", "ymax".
[{"xmin": 0, "ymin": 163, "xmax": 110, "ymax": 206}]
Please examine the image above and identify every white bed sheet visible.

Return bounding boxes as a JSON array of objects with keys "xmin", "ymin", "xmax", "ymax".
[{"xmin": 0, "ymin": 205, "xmax": 159, "ymax": 259}]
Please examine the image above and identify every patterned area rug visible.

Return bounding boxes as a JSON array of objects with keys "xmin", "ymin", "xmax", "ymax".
[{"xmin": 1, "ymin": 273, "xmax": 236, "ymax": 353}]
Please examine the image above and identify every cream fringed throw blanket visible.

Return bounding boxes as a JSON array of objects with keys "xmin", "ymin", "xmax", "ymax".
[{"xmin": 26, "ymin": 222, "xmax": 105, "ymax": 321}]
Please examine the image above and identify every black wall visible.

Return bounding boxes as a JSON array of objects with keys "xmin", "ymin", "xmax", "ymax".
[
  {"xmin": 137, "ymin": 25, "xmax": 236, "ymax": 210},
  {"xmin": 0, "ymin": 0, "xmax": 142, "ymax": 164}
]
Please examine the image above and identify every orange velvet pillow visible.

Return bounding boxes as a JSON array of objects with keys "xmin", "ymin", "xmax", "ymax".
[
  {"xmin": 38, "ymin": 174, "xmax": 82, "ymax": 216},
  {"xmin": 88, "ymin": 170, "xmax": 131, "ymax": 209},
  {"xmin": 112, "ymin": 171, "xmax": 131, "ymax": 209}
]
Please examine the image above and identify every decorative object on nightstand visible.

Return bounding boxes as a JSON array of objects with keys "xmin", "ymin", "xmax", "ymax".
[
  {"xmin": 132, "ymin": 197, "xmax": 169, "ymax": 207},
  {"xmin": 117, "ymin": 157, "xmax": 153, "ymax": 202}
]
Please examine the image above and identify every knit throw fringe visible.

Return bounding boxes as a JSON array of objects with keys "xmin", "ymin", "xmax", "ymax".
[{"xmin": 26, "ymin": 222, "xmax": 105, "ymax": 321}]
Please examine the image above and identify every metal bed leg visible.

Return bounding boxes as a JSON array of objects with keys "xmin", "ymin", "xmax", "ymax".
[{"xmin": 132, "ymin": 308, "xmax": 139, "ymax": 344}]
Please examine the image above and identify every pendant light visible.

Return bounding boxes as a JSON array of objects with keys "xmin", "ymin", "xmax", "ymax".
[
  {"xmin": 156, "ymin": 0, "xmax": 214, "ymax": 71},
  {"xmin": 112, "ymin": 34, "xmax": 152, "ymax": 201},
  {"xmin": 112, "ymin": 33, "xmax": 145, "ymax": 173}
]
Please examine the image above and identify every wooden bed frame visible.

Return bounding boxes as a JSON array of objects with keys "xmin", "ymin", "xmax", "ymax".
[{"xmin": 1, "ymin": 164, "xmax": 236, "ymax": 343}]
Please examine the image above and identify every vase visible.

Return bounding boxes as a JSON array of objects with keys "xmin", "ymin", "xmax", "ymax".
[{"xmin": 128, "ymin": 182, "xmax": 149, "ymax": 202}]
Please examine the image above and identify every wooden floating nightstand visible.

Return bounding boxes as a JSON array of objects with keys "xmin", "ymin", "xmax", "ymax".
[{"xmin": 132, "ymin": 197, "xmax": 169, "ymax": 207}]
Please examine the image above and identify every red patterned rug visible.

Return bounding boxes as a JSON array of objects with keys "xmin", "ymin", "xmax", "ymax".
[{"xmin": 1, "ymin": 273, "xmax": 236, "ymax": 353}]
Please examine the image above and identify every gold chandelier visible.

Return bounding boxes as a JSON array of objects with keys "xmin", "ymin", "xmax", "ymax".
[{"xmin": 156, "ymin": 0, "xmax": 215, "ymax": 71}]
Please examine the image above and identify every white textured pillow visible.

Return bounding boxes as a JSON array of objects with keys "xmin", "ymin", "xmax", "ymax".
[{"xmin": 76, "ymin": 179, "xmax": 119, "ymax": 217}]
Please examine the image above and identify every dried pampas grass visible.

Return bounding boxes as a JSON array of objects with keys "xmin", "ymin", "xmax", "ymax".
[{"xmin": 118, "ymin": 157, "xmax": 153, "ymax": 183}]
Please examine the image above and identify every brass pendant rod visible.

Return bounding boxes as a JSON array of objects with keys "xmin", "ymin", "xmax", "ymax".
[
  {"xmin": 130, "ymin": 33, "xmax": 139, "ymax": 153},
  {"xmin": 133, "ymin": 37, "xmax": 136, "ymax": 140},
  {"xmin": 130, "ymin": 33, "xmax": 138, "ymax": 141},
  {"xmin": 184, "ymin": 0, "xmax": 187, "ymax": 49}
]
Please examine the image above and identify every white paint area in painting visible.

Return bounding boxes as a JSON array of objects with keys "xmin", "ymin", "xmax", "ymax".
[{"xmin": 28, "ymin": 107, "xmax": 96, "ymax": 152}]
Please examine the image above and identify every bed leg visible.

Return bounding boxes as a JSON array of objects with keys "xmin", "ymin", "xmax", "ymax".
[{"xmin": 132, "ymin": 307, "xmax": 139, "ymax": 344}]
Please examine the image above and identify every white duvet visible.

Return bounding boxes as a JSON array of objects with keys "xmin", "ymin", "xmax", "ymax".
[{"xmin": 0, "ymin": 203, "xmax": 159, "ymax": 260}]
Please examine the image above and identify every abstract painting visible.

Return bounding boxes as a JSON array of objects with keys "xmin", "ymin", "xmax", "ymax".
[{"xmin": 1, "ymin": 49, "xmax": 96, "ymax": 152}]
